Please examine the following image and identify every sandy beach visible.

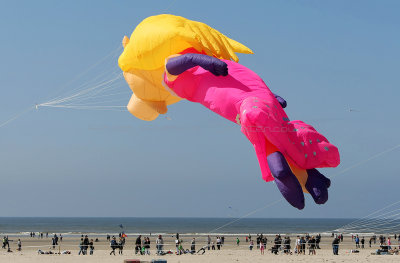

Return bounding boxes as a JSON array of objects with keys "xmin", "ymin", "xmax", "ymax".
[{"xmin": 1, "ymin": 235, "xmax": 399, "ymax": 263}]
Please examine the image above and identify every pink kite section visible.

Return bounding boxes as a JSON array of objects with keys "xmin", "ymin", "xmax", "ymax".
[{"xmin": 164, "ymin": 59, "xmax": 340, "ymax": 182}]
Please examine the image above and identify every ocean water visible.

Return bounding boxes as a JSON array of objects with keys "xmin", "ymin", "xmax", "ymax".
[{"xmin": 0, "ymin": 217, "xmax": 355, "ymax": 236}]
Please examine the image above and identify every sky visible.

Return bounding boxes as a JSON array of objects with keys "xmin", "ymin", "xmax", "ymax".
[{"xmin": 0, "ymin": 0, "xmax": 399, "ymax": 218}]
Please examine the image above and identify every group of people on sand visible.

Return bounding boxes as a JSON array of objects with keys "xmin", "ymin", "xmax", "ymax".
[
  {"xmin": 2, "ymin": 236, "xmax": 21, "ymax": 252},
  {"xmin": 29, "ymin": 232, "xmax": 47, "ymax": 238},
  {"xmin": 78, "ymin": 235, "xmax": 95, "ymax": 255},
  {"xmin": 132, "ymin": 235, "xmax": 150, "ymax": 255},
  {"xmin": 245, "ymin": 233, "xmax": 320, "ymax": 256}
]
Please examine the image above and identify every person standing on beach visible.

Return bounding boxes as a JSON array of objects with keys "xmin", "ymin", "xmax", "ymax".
[
  {"xmin": 260, "ymin": 241, "xmax": 265, "ymax": 255},
  {"xmin": 236, "ymin": 237, "xmax": 240, "ymax": 246},
  {"xmin": 361, "ymin": 237, "xmax": 365, "ymax": 249},
  {"xmin": 355, "ymin": 235, "xmax": 360, "ymax": 248},
  {"xmin": 144, "ymin": 237, "xmax": 150, "ymax": 255},
  {"xmin": 284, "ymin": 236, "xmax": 291, "ymax": 254},
  {"xmin": 207, "ymin": 235, "xmax": 211, "ymax": 250},
  {"xmin": 263, "ymin": 236, "xmax": 268, "ymax": 250},
  {"xmin": 89, "ymin": 239, "xmax": 94, "ymax": 255},
  {"xmin": 156, "ymin": 235, "xmax": 164, "ymax": 255},
  {"xmin": 216, "ymin": 236, "xmax": 221, "ymax": 250},
  {"xmin": 332, "ymin": 236, "xmax": 340, "ymax": 255},
  {"xmin": 300, "ymin": 237, "xmax": 306, "ymax": 255},
  {"xmin": 211, "ymin": 241, "xmax": 215, "ymax": 250},
  {"xmin": 118, "ymin": 237, "xmax": 124, "ymax": 255},
  {"xmin": 316, "ymin": 234, "xmax": 321, "ymax": 249},
  {"xmin": 249, "ymin": 240, "xmax": 254, "ymax": 250},
  {"xmin": 83, "ymin": 235, "xmax": 89, "ymax": 255},
  {"xmin": 135, "ymin": 235, "xmax": 142, "ymax": 255},
  {"xmin": 308, "ymin": 236, "xmax": 316, "ymax": 255},
  {"xmin": 191, "ymin": 238, "xmax": 196, "ymax": 254},
  {"xmin": 51, "ymin": 237, "xmax": 56, "ymax": 249},
  {"xmin": 17, "ymin": 239, "xmax": 21, "ymax": 251},
  {"xmin": 175, "ymin": 237, "xmax": 180, "ymax": 254},
  {"xmin": 387, "ymin": 237, "xmax": 392, "ymax": 250},
  {"xmin": 295, "ymin": 236, "xmax": 301, "ymax": 254}
]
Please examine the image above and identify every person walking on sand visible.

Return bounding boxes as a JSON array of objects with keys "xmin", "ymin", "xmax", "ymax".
[
  {"xmin": 110, "ymin": 236, "xmax": 117, "ymax": 255},
  {"xmin": 78, "ymin": 238, "xmax": 85, "ymax": 255},
  {"xmin": 216, "ymin": 236, "xmax": 221, "ymax": 250},
  {"xmin": 260, "ymin": 241, "xmax": 265, "ymax": 255},
  {"xmin": 236, "ymin": 237, "xmax": 240, "ymax": 246}
]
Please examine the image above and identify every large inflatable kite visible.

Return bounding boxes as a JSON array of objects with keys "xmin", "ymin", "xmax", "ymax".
[{"xmin": 119, "ymin": 14, "xmax": 340, "ymax": 209}]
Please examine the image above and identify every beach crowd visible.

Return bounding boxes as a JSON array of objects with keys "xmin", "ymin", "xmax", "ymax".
[{"xmin": 2, "ymin": 231, "xmax": 400, "ymax": 257}]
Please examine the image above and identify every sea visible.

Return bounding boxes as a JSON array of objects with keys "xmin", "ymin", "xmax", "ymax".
[{"xmin": 0, "ymin": 217, "xmax": 359, "ymax": 237}]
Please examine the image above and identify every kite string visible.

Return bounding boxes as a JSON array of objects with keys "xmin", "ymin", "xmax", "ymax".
[
  {"xmin": 40, "ymin": 73, "xmax": 123, "ymax": 107},
  {"xmin": 0, "ymin": 106, "xmax": 35, "ymax": 129},
  {"xmin": 335, "ymin": 203, "xmax": 400, "ymax": 233},
  {"xmin": 207, "ymin": 199, "xmax": 283, "ymax": 234},
  {"xmin": 0, "ymin": 45, "xmax": 124, "ymax": 129},
  {"xmin": 41, "ymin": 44, "xmax": 123, "ymax": 104},
  {"xmin": 338, "ymin": 202, "xmax": 400, "ymax": 231},
  {"xmin": 341, "ymin": 211, "xmax": 400, "ymax": 232}
]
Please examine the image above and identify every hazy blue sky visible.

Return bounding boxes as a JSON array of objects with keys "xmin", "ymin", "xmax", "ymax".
[{"xmin": 1, "ymin": 0, "xmax": 399, "ymax": 218}]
